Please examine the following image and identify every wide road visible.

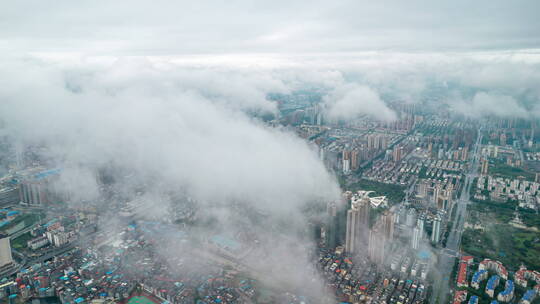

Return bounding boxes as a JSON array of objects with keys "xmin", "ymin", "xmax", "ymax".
[{"xmin": 431, "ymin": 130, "xmax": 482, "ymax": 304}]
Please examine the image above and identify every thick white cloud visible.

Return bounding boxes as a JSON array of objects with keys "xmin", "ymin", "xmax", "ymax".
[
  {"xmin": 1, "ymin": 51, "xmax": 540, "ymax": 213},
  {"xmin": 261, "ymin": 51, "xmax": 540, "ymax": 120},
  {"xmin": 19, "ymin": 51, "xmax": 540, "ymax": 121},
  {"xmin": 324, "ymin": 84, "xmax": 396, "ymax": 121},
  {"xmin": 451, "ymin": 92, "xmax": 530, "ymax": 119},
  {"xmin": 0, "ymin": 58, "xmax": 340, "ymax": 212},
  {"xmin": 0, "ymin": 58, "xmax": 342, "ymax": 295}
]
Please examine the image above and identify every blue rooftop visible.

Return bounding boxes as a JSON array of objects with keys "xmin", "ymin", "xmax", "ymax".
[
  {"xmin": 468, "ymin": 295, "xmax": 478, "ymax": 304},
  {"xmin": 472, "ymin": 270, "xmax": 487, "ymax": 283},
  {"xmin": 522, "ymin": 289, "xmax": 536, "ymax": 301},
  {"xmin": 486, "ymin": 275, "xmax": 499, "ymax": 290},
  {"xmin": 500, "ymin": 280, "xmax": 514, "ymax": 296}
]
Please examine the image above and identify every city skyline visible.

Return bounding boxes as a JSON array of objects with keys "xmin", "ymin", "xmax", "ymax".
[{"xmin": 0, "ymin": 2, "xmax": 540, "ymax": 304}]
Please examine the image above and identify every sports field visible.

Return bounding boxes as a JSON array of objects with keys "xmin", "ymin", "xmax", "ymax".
[{"xmin": 127, "ymin": 296, "xmax": 157, "ymax": 304}]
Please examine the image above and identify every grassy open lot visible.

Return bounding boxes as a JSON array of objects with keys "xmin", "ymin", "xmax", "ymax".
[
  {"xmin": 469, "ymin": 198, "xmax": 518, "ymax": 223},
  {"xmin": 520, "ymin": 210, "xmax": 540, "ymax": 229},
  {"xmin": 10, "ymin": 231, "xmax": 32, "ymax": 249},
  {"xmin": 465, "ymin": 182, "xmax": 540, "ymax": 272},
  {"xmin": 462, "ymin": 224, "xmax": 540, "ymax": 270},
  {"xmin": 127, "ymin": 296, "xmax": 158, "ymax": 304},
  {"xmin": 1, "ymin": 211, "xmax": 42, "ymax": 228},
  {"xmin": 489, "ymin": 162, "xmax": 536, "ymax": 181}
]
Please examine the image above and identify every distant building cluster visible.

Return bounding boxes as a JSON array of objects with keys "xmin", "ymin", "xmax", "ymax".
[
  {"xmin": 474, "ymin": 175, "xmax": 540, "ymax": 209},
  {"xmin": 315, "ymin": 128, "xmax": 400, "ymax": 175},
  {"xmin": 482, "ymin": 136, "xmax": 524, "ymax": 167},
  {"xmin": 360, "ymin": 118, "xmax": 474, "ymax": 197},
  {"xmin": 414, "ymin": 178, "xmax": 456, "ymax": 211}
]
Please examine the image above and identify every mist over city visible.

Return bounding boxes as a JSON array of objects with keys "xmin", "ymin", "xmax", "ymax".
[{"xmin": 0, "ymin": 1, "xmax": 539, "ymax": 304}]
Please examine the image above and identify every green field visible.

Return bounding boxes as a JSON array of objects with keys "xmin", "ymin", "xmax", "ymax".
[
  {"xmin": 462, "ymin": 225, "xmax": 540, "ymax": 270},
  {"xmin": 469, "ymin": 197, "xmax": 518, "ymax": 222},
  {"xmin": 464, "ymin": 185, "xmax": 540, "ymax": 271},
  {"xmin": 127, "ymin": 296, "xmax": 156, "ymax": 304},
  {"xmin": 520, "ymin": 210, "xmax": 540, "ymax": 229},
  {"xmin": 10, "ymin": 231, "xmax": 32, "ymax": 249},
  {"xmin": 489, "ymin": 162, "xmax": 536, "ymax": 181}
]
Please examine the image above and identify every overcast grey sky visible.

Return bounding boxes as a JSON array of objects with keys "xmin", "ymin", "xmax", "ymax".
[{"xmin": 1, "ymin": 0, "xmax": 540, "ymax": 55}]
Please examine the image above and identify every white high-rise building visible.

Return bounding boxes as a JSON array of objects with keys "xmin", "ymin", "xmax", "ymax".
[
  {"xmin": 0, "ymin": 234, "xmax": 13, "ymax": 267},
  {"xmin": 52, "ymin": 233, "xmax": 69, "ymax": 247},
  {"xmin": 380, "ymin": 211, "xmax": 395, "ymax": 241},
  {"xmin": 368, "ymin": 222, "xmax": 386, "ymax": 265},
  {"xmin": 406, "ymin": 208, "xmax": 417, "ymax": 227},
  {"xmin": 346, "ymin": 209, "xmax": 359, "ymax": 253},
  {"xmin": 417, "ymin": 181, "xmax": 428, "ymax": 198},
  {"xmin": 433, "ymin": 186, "xmax": 441, "ymax": 207},
  {"xmin": 417, "ymin": 216, "xmax": 425, "ymax": 236},
  {"xmin": 316, "ymin": 112, "xmax": 323, "ymax": 126},
  {"xmin": 411, "ymin": 226, "xmax": 421, "ymax": 250},
  {"xmin": 431, "ymin": 217, "xmax": 442, "ymax": 244},
  {"xmin": 342, "ymin": 158, "xmax": 350, "ymax": 174},
  {"xmin": 345, "ymin": 196, "xmax": 370, "ymax": 254}
]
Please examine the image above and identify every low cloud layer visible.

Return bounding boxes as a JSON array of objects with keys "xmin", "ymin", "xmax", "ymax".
[
  {"xmin": 272, "ymin": 51, "xmax": 540, "ymax": 120},
  {"xmin": 324, "ymin": 84, "xmax": 396, "ymax": 122},
  {"xmin": 0, "ymin": 58, "xmax": 341, "ymax": 212},
  {"xmin": 451, "ymin": 92, "xmax": 530, "ymax": 119}
]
